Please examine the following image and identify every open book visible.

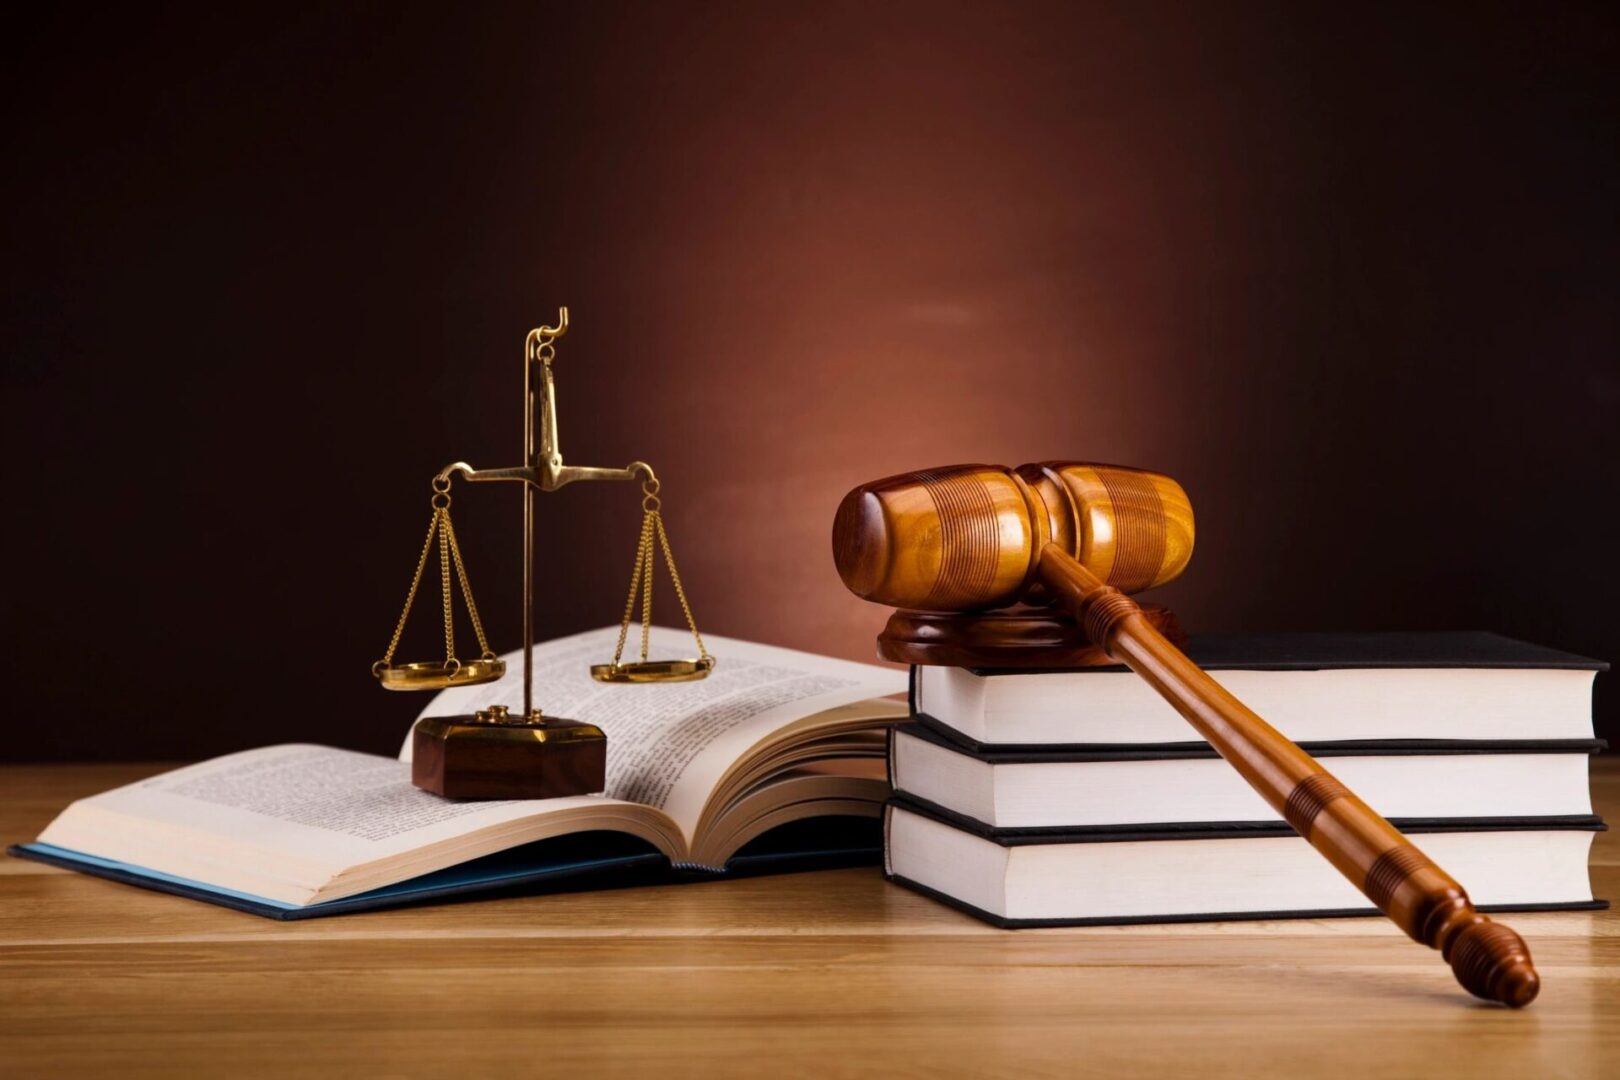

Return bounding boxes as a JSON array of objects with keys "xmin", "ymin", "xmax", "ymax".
[{"xmin": 14, "ymin": 627, "xmax": 908, "ymax": 918}]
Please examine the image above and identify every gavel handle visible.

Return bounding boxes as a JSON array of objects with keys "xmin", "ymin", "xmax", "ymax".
[{"xmin": 1038, "ymin": 546, "xmax": 1540, "ymax": 1007}]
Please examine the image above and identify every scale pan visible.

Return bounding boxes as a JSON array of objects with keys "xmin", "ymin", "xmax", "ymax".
[
  {"xmin": 375, "ymin": 658, "xmax": 507, "ymax": 691},
  {"xmin": 590, "ymin": 657, "xmax": 714, "ymax": 684}
]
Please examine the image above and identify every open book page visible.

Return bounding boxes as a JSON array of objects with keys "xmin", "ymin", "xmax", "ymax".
[
  {"xmin": 36, "ymin": 744, "xmax": 679, "ymax": 904},
  {"xmin": 408, "ymin": 626, "xmax": 907, "ymax": 844}
]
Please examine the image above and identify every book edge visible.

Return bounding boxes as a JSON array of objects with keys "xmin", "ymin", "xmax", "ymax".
[
  {"xmin": 8, "ymin": 842, "xmax": 672, "ymax": 920},
  {"xmin": 952, "ymin": 631, "xmax": 1610, "ymax": 675},
  {"xmin": 903, "ymin": 717, "xmax": 1608, "ymax": 761},
  {"xmin": 885, "ymin": 795, "xmax": 1609, "ymax": 845},
  {"xmin": 883, "ymin": 870, "xmax": 1610, "ymax": 928}
]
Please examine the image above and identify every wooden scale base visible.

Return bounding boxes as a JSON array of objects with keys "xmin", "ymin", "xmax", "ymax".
[
  {"xmin": 877, "ymin": 604, "xmax": 1185, "ymax": 668},
  {"xmin": 413, "ymin": 707, "xmax": 608, "ymax": 800}
]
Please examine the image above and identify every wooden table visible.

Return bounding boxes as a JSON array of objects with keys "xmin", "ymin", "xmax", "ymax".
[{"xmin": 2, "ymin": 760, "xmax": 1615, "ymax": 1078}]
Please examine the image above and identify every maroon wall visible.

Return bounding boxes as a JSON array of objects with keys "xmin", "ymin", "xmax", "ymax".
[{"xmin": 5, "ymin": 2, "xmax": 1616, "ymax": 759}]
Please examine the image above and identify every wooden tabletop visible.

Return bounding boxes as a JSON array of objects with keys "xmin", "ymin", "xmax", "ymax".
[{"xmin": 2, "ymin": 760, "xmax": 1615, "ymax": 1078}]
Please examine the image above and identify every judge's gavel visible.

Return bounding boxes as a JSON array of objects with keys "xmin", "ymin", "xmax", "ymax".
[{"xmin": 834, "ymin": 462, "xmax": 1540, "ymax": 1007}]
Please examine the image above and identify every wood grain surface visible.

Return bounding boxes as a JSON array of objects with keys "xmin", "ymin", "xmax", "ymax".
[{"xmin": 2, "ymin": 759, "xmax": 1616, "ymax": 1078}]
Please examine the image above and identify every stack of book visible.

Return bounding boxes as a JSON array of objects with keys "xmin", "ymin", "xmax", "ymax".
[{"xmin": 883, "ymin": 632, "xmax": 1608, "ymax": 926}]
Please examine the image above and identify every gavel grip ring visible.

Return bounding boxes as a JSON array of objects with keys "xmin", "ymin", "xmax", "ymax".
[{"xmin": 1077, "ymin": 585, "xmax": 1139, "ymax": 652}]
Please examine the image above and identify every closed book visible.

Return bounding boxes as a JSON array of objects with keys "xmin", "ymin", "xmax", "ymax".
[
  {"xmin": 883, "ymin": 798, "xmax": 1607, "ymax": 927},
  {"xmin": 913, "ymin": 631, "xmax": 1605, "ymax": 749},
  {"xmin": 888, "ymin": 722, "xmax": 1604, "ymax": 830}
]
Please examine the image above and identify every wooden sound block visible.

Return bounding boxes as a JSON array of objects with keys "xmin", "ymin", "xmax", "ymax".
[
  {"xmin": 878, "ymin": 604, "xmax": 1185, "ymax": 668},
  {"xmin": 412, "ymin": 713, "xmax": 607, "ymax": 799}
]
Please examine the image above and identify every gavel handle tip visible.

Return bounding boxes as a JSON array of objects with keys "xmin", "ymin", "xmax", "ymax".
[
  {"xmin": 1446, "ymin": 919, "xmax": 1540, "ymax": 1008},
  {"xmin": 1499, "ymin": 964, "xmax": 1541, "ymax": 1009}
]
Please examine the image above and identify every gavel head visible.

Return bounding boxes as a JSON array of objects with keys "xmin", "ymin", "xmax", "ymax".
[{"xmin": 832, "ymin": 462, "xmax": 1195, "ymax": 611}]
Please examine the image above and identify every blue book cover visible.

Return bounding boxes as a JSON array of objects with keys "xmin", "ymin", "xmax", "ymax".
[{"xmin": 9, "ymin": 816, "xmax": 882, "ymax": 920}]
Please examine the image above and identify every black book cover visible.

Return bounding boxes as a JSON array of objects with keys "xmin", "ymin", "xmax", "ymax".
[
  {"xmin": 886, "ymin": 791, "xmax": 1607, "ymax": 844},
  {"xmin": 958, "ymin": 631, "xmax": 1608, "ymax": 677},
  {"xmin": 885, "ymin": 874, "xmax": 1610, "ymax": 930}
]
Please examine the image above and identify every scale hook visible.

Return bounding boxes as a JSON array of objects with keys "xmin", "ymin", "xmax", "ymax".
[{"xmin": 537, "ymin": 307, "xmax": 568, "ymax": 339}]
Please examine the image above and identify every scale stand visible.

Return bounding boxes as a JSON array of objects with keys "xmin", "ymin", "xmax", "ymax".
[{"xmin": 372, "ymin": 309, "xmax": 713, "ymax": 799}]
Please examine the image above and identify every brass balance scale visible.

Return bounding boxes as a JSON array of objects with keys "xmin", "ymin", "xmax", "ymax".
[{"xmin": 370, "ymin": 309, "xmax": 713, "ymax": 798}]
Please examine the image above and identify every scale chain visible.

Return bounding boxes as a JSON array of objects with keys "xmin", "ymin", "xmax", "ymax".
[
  {"xmin": 640, "ymin": 513, "xmax": 654, "ymax": 663},
  {"xmin": 442, "ymin": 512, "xmax": 496, "ymax": 659},
  {"xmin": 377, "ymin": 509, "xmax": 442, "ymax": 669},
  {"xmin": 654, "ymin": 511, "xmax": 710, "ymax": 663},
  {"xmin": 607, "ymin": 475, "xmax": 712, "ymax": 671},
  {"xmin": 611, "ymin": 512, "xmax": 654, "ymax": 669},
  {"xmin": 375, "ymin": 480, "xmax": 495, "ymax": 676},
  {"xmin": 438, "ymin": 507, "xmax": 455, "ymax": 666}
]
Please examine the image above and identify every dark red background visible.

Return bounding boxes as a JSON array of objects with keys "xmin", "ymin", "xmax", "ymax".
[{"xmin": 4, "ymin": 2, "xmax": 1616, "ymax": 760}]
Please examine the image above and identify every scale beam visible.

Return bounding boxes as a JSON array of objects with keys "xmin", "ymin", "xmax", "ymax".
[{"xmin": 439, "ymin": 461, "xmax": 650, "ymax": 491}]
